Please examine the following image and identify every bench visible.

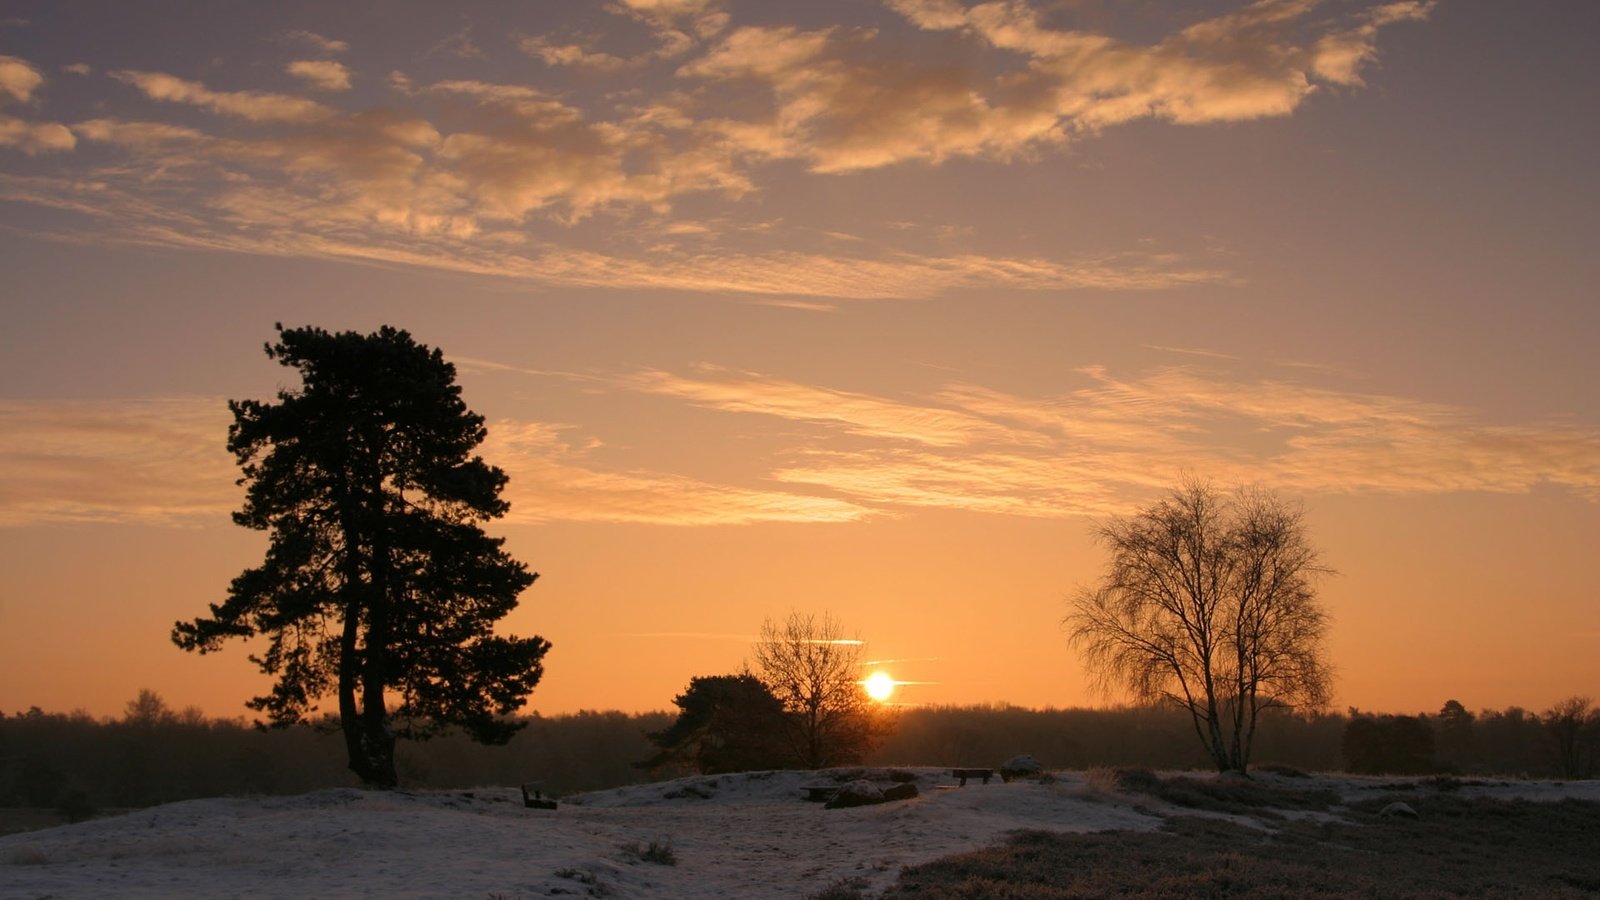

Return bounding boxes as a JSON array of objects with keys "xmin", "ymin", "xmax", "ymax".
[
  {"xmin": 521, "ymin": 783, "xmax": 558, "ymax": 810},
  {"xmin": 951, "ymin": 768, "xmax": 994, "ymax": 786},
  {"xmin": 803, "ymin": 785, "xmax": 839, "ymax": 802}
]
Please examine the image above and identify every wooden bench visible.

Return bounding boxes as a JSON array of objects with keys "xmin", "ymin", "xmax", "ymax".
[
  {"xmin": 803, "ymin": 785, "xmax": 839, "ymax": 802},
  {"xmin": 951, "ymin": 768, "xmax": 994, "ymax": 786}
]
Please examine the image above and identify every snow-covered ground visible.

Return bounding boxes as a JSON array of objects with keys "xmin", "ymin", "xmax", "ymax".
[{"xmin": 3, "ymin": 769, "xmax": 1596, "ymax": 898}]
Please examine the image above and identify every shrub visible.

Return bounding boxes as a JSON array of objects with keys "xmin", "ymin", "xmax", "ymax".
[
  {"xmin": 807, "ymin": 876, "xmax": 872, "ymax": 899},
  {"xmin": 620, "ymin": 839, "xmax": 677, "ymax": 866}
]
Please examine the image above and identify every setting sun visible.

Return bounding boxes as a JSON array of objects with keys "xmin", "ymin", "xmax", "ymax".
[{"xmin": 864, "ymin": 671, "xmax": 896, "ymax": 703}]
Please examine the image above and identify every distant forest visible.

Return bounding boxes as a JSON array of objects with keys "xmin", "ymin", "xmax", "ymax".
[{"xmin": 3, "ymin": 692, "xmax": 1594, "ymax": 825}]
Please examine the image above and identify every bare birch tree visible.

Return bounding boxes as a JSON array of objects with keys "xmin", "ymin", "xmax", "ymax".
[
  {"xmin": 752, "ymin": 611, "xmax": 880, "ymax": 768},
  {"xmin": 1067, "ymin": 479, "xmax": 1332, "ymax": 773}
]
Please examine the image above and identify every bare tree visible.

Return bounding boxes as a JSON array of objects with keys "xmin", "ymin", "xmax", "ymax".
[
  {"xmin": 1067, "ymin": 479, "xmax": 1332, "ymax": 773},
  {"xmin": 752, "ymin": 612, "xmax": 880, "ymax": 768},
  {"xmin": 1542, "ymin": 696, "xmax": 1600, "ymax": 779}
]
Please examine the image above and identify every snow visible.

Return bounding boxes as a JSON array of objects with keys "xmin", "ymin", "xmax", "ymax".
[{"xmin": 3, "ymin": 769, "xmax": 1595, "ymax": 898}]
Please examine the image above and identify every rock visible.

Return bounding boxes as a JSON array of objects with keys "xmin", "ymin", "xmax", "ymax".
[
  {"xmin": 825, "ymin": 780, "xmax": 885, "ymax": 809},
  {"xmin": 1378, "ymin": 801, "xmax": 1419, "ymax": 819},
  {"xmin": 1000, "ymin": 754, "xmax": 1043, "ymax": 782},
  {"xmin": 882, "ymin": 782, "xmax": 919, "ymax": 802}
]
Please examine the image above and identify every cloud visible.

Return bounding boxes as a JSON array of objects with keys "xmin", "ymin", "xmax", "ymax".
[
  {"xmin": 618, "ymin": 365, "xmax": 1047, "ymax": 447},
  {"xmin": 483, "ymin": 420, "xmax": 871, "ymax": 525},
  {"xmin": 286, "ymin": 60, "xmax": 352, "ymax": 92},
  {"xmin": 0, "ymin": 398, "xmax": 870, "ymax": 528},
  {"xmin": 0, "ymin": 113, "xmax": 76, "ymax": 153},
  {"xmin": 110, "ymin": 70, "xmax": 333, "ymax": 123},
  {"xmin": 425, "ymin": 24, "xmax": 487, "ymax": 60},
  {"xmin": 0, "ymin": 54, "xmax": 44, "ymax": 102},
  {"xmin": 601, "ymin": 363, "xmax": 1600, "ymax": 517},
  {"xmin": 613, "ymin": 0, "xmax": 731, "ymax": 60},
  {"xmin": 283, "ymin": 30, "xmax": 349, "ymax": 55},
  {"xmin": 6, "ymin": 360, "xmax": 1593, "ymax": 529},
  {"xmin": 0, "ymin": 5, "xmax": 1428, "ymax": 297},
  {"xmin": 677, "ymin": 1, "xmax": 1434, "ymax": 172},
  {"xmin": 0, "ymin": 55, "xmax": 75, "ymax": 153},
  {"xmin": 5, "ymin": 128, "xmax": 1220, "ymax": 299},
  {"xmin": 0, "ymin": 398, "xmax": 237, "ymax": 527},
  {"xmin": 1312, "ymin": 1, "xmax": 1436, "ymax": 85},
  {"xmin": 518, "ymin": 37, "xmax": 632, "ymax": 72}
]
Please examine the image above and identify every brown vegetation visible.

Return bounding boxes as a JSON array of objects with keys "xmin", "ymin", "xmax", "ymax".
[{"xmin": 876, "ymin": 781, "xmax": 1600, "ymax": 898}]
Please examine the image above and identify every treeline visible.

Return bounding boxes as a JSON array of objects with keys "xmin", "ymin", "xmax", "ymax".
[
  {"xmin": 0, "ymin": 692, "xmax": 670, "ymax": 820},
  {"xmin": 866, "ymin": 704, "xmax": 1346, "ymax": 772},
  {"xmin": 868, "ymin": 697, "xmax": 1599, "ymax": 780},
  {"xmin": 3, "ymin": 693, "xmax": 1594, "ymax": 822}
]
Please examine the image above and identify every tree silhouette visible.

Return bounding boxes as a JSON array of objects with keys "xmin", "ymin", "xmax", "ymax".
[
  {"xmin": 1067, "ymin": 479, "xmax": 1331, "ymax": 773},
  {"xmin": 641, "ymin": 674, "xmax": 793, "ymax": 774},
  {"xmin": 173, "ymin": 324, "xmax": 549, "ymax": 788},
  {"xmin": 753, "ymin": 612, "xmax": 882, "ymax": 768},
  {"xmin": 1435, "ymin": 699, "xmax": 1476, "ymax": 769},
  {"xmin": 1542, "ymin": 696, "xmax": 1600, "ymax": 779},
  {"xmin": 1343, "ymin": 712, "xmax": 1439, "ymax": 774}
]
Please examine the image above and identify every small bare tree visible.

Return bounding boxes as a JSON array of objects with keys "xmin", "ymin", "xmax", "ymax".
[
  {"xmin": 1067, "ymin": 479, "xmax": 1332, "ymax": 773},
  {"xmin": 752, "ymin": 611, "xmax": 879, "ymax": 768}
]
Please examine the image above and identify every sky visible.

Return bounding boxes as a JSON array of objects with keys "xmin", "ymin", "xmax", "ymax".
[{"xmin": 1, "ymin": 0, "xmax": 1596, "ymax": 723}]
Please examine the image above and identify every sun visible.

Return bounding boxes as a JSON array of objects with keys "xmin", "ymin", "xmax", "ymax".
[{"xmin": 864, "ymin": 670, "xmax": 896, "ymax": 703}]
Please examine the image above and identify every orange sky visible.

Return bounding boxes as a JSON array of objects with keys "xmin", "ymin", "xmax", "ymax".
[{"xmin": 1, "ymin": 1, "xmax": 1596, "ymax": 721}]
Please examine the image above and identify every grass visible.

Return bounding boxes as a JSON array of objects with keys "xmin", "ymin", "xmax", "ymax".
[
  {"xmin": 618, "ymin": 838, "xmax": 677, "ymax": 866},
  {"xmin": 876, "ymin": 783, "xmax": 1600, "ymax": 898}
]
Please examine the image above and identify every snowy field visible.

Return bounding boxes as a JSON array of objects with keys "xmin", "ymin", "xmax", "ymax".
[{"xmin": 3, "ymin": 768, "xmax": 1597, "ymax": 898}]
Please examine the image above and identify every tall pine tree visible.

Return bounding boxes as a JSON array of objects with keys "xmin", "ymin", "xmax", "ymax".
[{"xmin": 173, "ymin": 324, "xmax": 549, "ymax": 788}]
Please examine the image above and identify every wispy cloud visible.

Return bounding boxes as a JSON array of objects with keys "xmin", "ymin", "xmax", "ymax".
[
  {"xmin": 0, "ymin": 4, "xmax": 1431, "ymax": 298},
  {"xmin": 0, "ymin": 399, "xmax": 871, "ymax": 528},
  {"xmin": 618, "ymin": 365, "xmax": 1050, "ymax": 447},
  {"xmin": 481, "ymin": 420, "xmax": 872, "ymax": 525},
  {"xmin": 0, "ymin": 398, "xmax": 236, "ymax": 526},
  {"xmin": 110, "ymin": 70, "xmax": 333, "ymax": 123},
  {"xmin": 5, "ymin": 358, "xmax": 1593, "ymax": 528},
  {"xmin": 0, "ymin": 169, "xmax": 1222, "ymax": 299},
  {"xmin": 281, "ymin": 30, "xmax": 349, "ymax": 56},
  {"xmin": 608, "ymin": 362, "xmax": 1600, "ymax": 516},
  {"xmin": 618, "ymin": 632, "xmax": 757, "ymax": 641}
]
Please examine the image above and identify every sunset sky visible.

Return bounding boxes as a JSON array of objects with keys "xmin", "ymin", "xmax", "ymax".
[{"xmin": 2, "ymin": 0, "xmax": 1596, "ymax": 723}]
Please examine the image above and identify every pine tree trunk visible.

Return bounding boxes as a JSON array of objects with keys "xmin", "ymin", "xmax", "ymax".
[
  {"xmin": 337, "ymin": 592, "xmax": 378, "ymax": 785},
  {"xmin": 361, "ymin": 527, "xmax": 398, "ymax": 789}
]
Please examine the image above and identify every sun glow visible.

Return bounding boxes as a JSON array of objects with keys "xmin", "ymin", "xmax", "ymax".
[{"xmin": 864, "ymin": 670, "xmax": 895, "ymax": 702}]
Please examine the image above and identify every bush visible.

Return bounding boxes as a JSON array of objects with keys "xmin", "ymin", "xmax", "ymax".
[{"xmin": 620, "ymin": 839, "xmax": 676, "ymax": 866}]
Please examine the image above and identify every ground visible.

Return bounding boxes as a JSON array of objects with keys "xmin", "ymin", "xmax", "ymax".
[{"xmin": 2, "ymin": 769, "xmax": 1596, "ymax": 898}]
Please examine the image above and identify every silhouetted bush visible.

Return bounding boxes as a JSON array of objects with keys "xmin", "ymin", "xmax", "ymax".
[{"xmin": 1343, "ymin": 714, "xmax": 1445, "ymax": 774}]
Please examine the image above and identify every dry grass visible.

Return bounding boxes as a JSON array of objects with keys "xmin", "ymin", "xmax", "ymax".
[
  {"xmin": 618, "ymin": 837, "xmax": 677, "ymax": 866},
  {"xmin": 1080, "ymin": 767, "xmax": 1338, "ymax": 817},
  {"xmin": 877, "ymin": 789, "xmax": 1600, "ymax": 898}
]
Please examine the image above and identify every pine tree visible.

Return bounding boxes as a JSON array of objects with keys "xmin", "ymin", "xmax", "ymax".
[
  {"xmin": 173, "ymin": 324, "xmax": 549, "ymax": 788},
  {"xmin": 641, "ymin": 675, "xmax": 794, "ymax": 774}
]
